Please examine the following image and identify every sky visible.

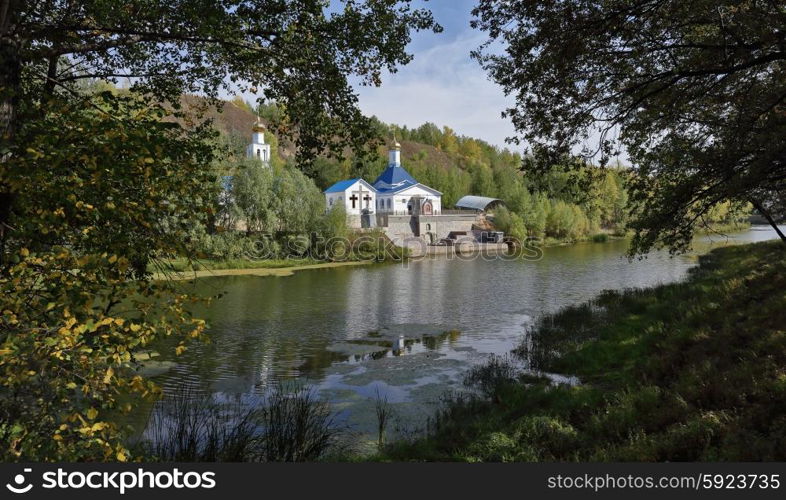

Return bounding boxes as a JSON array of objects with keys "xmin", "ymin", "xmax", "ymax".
[{"xmin": 351, "ymin": 0, "xmax": 519, "ymax": 151}]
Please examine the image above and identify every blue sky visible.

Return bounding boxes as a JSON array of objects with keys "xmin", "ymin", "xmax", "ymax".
[{"xmin": 352, "ymin": 0, "xmax": 519, "ymax": 151}]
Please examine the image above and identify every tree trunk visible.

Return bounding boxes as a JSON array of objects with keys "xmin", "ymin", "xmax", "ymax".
[
  {"xmin": 0, "ymin": 0, "xmax": 20, "ymax": 264},
  {"xmin": 750, "ymin": 198, "xmax": 786, "ymax": 244}
]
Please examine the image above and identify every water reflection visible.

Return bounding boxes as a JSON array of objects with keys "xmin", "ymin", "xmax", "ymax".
[{"xmin": 146, "ymin": 226, "xmax": 782, "ymax": 436}]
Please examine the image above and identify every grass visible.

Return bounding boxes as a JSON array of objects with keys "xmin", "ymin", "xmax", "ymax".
[
  {"xmin": 151, "ymin": 257, "xmax": 325, "ymax": 273},
  {"xmin": 383, "ymin": 240, "xmax": 786, "ymax": 461},
  {"xmin": 138, "ymin": 383, "xmax": 343, "ymax": 462}
]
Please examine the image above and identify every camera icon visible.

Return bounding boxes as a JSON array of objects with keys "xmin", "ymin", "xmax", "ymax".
[{"xmin": 6, "ymin": 468, "xmax": 33, "ymax": 494}]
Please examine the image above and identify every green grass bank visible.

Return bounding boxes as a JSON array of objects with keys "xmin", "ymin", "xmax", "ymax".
[{"xmin": 384, "ymin": 240, "xmax": 786, "ymax": 461}]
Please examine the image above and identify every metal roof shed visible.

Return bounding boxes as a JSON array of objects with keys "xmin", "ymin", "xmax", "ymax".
[{"xmin": 454, "ymin": 196, "xmax": 505, "ymax": 212}]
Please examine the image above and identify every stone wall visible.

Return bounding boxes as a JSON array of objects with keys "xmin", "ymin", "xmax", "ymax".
[
  {"xmin": 384, "ymin": 215, "xmax": 417, "ymax": 242},
  {"xmin": 418, "ymin": 214, "xmax": 477, "ymax": 243},
  {"xmin": 346, "ymin": 214, "xmax": 362, "ymax": 229},
  {"xmin": 378, "ymin": 213, "xmax": 480, "ymax": 247}
]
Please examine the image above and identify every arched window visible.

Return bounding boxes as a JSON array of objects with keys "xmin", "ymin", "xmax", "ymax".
[
  {"xmin": 387, "ymin": 199, "xmax": 391, "ymax": 209},
  {"xmin": 256, "ymin": 149, "xmax": 261, "ymax": 158}
]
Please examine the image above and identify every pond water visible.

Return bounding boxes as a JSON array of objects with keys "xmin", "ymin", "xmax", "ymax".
[{"xmin": 144, "ymin": 226, "xmax": 782, "ymax": 443}]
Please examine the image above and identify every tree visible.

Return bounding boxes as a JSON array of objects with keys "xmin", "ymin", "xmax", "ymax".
[
  {"xmin": 0, "ymin": 0, "xmax": 441, "ymax": 227},
  {"xmin": 0, "ymin": 93, "xmax": 216, "ymax": 461},
  {"xmin": 0, "ymin": 0, "xmax": 439, "ymax": 461},
  {"xmin": 232, "ymin": 160, "xmax": 277, "ymax": 233},
  {"xmin": 471, "ymin": 0, "xmax": 786, "ymax": 253}
]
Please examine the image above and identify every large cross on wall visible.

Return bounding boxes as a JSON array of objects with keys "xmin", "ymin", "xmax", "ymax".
[{"xmin": 352, "ymin": 185, "xmax": 372, "ymax": 210}]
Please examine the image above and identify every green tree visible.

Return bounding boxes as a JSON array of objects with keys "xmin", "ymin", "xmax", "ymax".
[
  {"xmin": 0, "ymin": 0, "xmax": 440, "ymax": 461},
  {"xmin": 472, "ymin": 0, "xmax": 785, "ymax": 252},
  {"xmin": 471, "ymin": 164, "xmax": 496, "ymax": 197},
  {"xmin": 0, "ymin": 93, "xmax": 216, "ymax": 461},
  {"xmin": 0, "ymin": 0, "xmax": 441, "ymax": 209},
  {"xmin": 232, "ymin": 160, "xmax": 277, "ymax": 233}
]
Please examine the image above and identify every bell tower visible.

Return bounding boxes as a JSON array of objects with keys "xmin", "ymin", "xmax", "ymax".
[{"xmin": 246, "ymin": 118, "xmax": 271, "ymax": 164}]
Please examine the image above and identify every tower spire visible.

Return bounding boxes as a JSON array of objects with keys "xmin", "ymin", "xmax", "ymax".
[{"xmin": 389, "ymin": 132, "xmax": 401, "ymax": 167}]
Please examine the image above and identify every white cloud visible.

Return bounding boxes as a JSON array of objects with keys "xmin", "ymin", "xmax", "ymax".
[{"xmin": 353, "ymin": 31, "xmax": 520, "ymax": 151}]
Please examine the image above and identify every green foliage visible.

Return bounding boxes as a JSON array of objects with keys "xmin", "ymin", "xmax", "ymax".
[
  {"xmin": 307, "ymin": 116, "xmax": 632, "ymax": 242},
  {"xmin": 0, "ymin": 94, "xmax": 214, "ymax": 461},
  {"xmin": 385, "ymin": 241, "xmax": 786, "ymax": 461},
  {"xmin": 471, "ymin": 0, "xmax": 782, "ymax": 253},
  {"xmin": 1, "ymin": 0, "xmax": 441, "ymax": 168}
]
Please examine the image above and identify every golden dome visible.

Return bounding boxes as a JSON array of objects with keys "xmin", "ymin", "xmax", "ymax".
[{"xmin": 252, "ymin": 120, "xmax": 265, "ymax": 132}]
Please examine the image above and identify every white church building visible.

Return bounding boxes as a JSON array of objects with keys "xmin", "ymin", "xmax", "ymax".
[
  {"xmin": 324, "ymin": 141, "xmax": 442, "ymax": 225},
  {"xmin": 324, "ymin": 142, "xmax": 479, "ymax": 245}
]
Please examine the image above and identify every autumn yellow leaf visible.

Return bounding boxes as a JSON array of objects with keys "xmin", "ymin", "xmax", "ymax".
[{"xmin": 103, "ymin": 367, "xmax": 114, "ymax": 384}]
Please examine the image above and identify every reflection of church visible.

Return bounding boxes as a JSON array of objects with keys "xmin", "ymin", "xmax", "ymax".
[{"xmin": 324, "ymin": 140, "xmax": 443, "ymax": 227}]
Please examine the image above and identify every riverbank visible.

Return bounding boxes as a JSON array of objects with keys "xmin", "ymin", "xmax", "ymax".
[
  {"xmin": 383, "ymin": 239, "xmax": 786, "ymax": 461},
  {"xmin": 152, "ymin": 259, "xmax": 374, "ymax": 280}
]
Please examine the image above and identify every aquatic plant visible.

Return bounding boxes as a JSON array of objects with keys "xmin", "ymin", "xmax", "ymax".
[{"xmin": 140, "ymin": 382, "xmax": 340, "ymax": 462}]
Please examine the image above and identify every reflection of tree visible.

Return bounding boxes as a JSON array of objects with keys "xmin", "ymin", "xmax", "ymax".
[
  {"xmin": 421, "ymin": 330, "xmax": 462, "ymax": 351},
  {"xmin": 151, "ymin": 269, "xmax": 356, "ymax": 396}
]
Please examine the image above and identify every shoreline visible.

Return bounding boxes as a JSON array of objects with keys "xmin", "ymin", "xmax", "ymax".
[
  {"xmin": 382, "ymin": 239, "xmax": 786, "ymax": 461},
  {"xmin": 154, "ymin": 260, "xmax": 374, "ymax": 280},
  {"xmin": 155, "ymin": 223, "xmax": 758, "ymax": 280}
]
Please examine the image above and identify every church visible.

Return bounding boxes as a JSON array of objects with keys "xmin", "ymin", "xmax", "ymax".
[
  {"xmin": 235, "ymin": 123, "xmax": 492, "ymax": 250},
  {"xmin": 323, "ymin": 141, "xmax": 482, "ymax": 247},
  {"xmin": 324, "ymin": 141, "xmax": 443, "ymax": 227}
]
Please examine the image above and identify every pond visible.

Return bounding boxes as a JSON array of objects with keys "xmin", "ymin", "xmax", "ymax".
[{"xmin": 142, "ymin": 226, "xmax": 783, "ymax": 445}]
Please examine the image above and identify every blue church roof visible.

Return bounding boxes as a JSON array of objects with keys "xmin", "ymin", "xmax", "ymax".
[
  {"xmin": 372, "ymin": 164, "xmax": 418, "ymax": 193},
  {"xmin": 324, "ymin": 178, "xmax": 365, "ymax": 193}
]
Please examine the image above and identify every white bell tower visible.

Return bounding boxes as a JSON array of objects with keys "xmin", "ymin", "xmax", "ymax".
[{"xmin": 246, "ymin": 118, "xmax": 271, "ymax": 165}]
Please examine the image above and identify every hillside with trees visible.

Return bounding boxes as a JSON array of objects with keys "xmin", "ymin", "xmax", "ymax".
[{"xmin": 208, "ymin": 98, "xmax": 745, "ymax": 249}]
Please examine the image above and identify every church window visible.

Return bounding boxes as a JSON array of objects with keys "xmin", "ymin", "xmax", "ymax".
[
  {"xmin": 387, "ymin": 199, "xmax": 391, "ymax": 209},
  {"xmin": 256, "ymin": 149, "xmax": 261, "ymax": 158}
]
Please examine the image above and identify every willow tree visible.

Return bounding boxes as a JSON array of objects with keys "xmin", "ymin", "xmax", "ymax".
[
  {"xmin": 471, "ymin": 0, "xmax": 786, "ymax": 253},
  {"xmin": 0, "ymin": 0, "xmax": 439, "ymax": 461}
]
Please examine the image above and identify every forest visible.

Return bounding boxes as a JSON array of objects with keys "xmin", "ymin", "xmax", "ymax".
[{"xmin": 188, "ymin": 97, "xmax": 747, "ymax": 262}]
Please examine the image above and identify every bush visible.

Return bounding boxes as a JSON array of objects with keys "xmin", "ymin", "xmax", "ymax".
[
  {"xmin": 463, "ymin": 354, "xmax": 521, "ymax": 401},
  {"xmin": 591, "ymin": 233, "xmax": 609, "ymax": 243}
]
